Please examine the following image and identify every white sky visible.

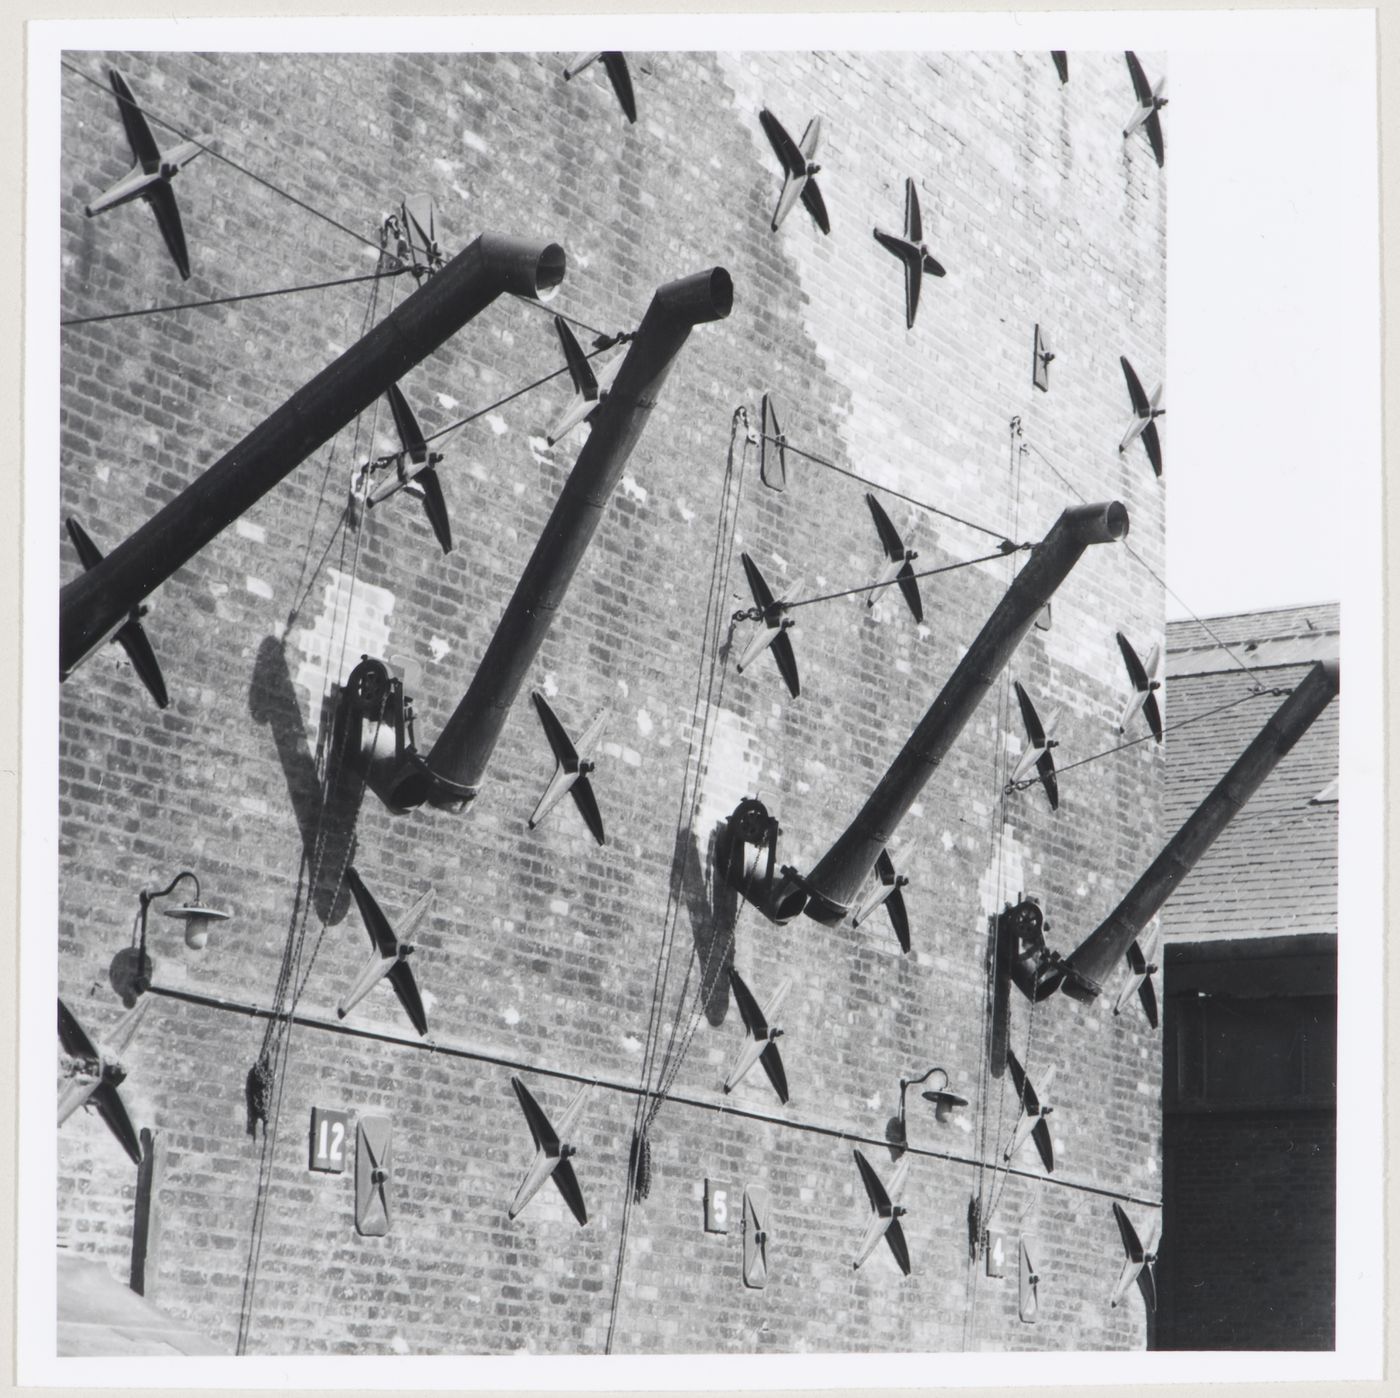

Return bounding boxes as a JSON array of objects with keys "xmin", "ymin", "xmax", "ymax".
[{"xmin": 1166, "ymin": 24, "xmax": 1380, "ymax": 621}]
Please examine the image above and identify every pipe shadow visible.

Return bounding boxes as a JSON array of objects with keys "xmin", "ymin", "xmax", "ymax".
[
  {"xmin": 248, "ymin": 634, "xmax": 361, "ymax": 926},
  {"xmin": 672, "ymin": 819, "xmax": 738, "ymax": 1029}
]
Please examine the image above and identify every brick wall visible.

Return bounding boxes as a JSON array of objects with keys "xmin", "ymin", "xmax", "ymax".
[
  {"xmin": 57, "ymin": 46, "xmax": 1167, "ymax": 1354},
  {"xmin": 1159, "ymin": 1108, "xmax": 1336, "ymax": 1349}
]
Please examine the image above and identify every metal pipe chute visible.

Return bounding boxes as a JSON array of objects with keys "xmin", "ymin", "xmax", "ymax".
[
  {"xmin": 1060, "ymin": 656, "xmax": 1339, "ymax": 1000},
  {"xmin": 60, "ymin": 233, "xmax": 567, "ymax": 684},
  {"xmin": 790, "ymin": 500, "xmax": 1130, "ymax": 924},
  {"xmin": 383, "ymin": 266, "xmax": 735, "ymax": 811}
]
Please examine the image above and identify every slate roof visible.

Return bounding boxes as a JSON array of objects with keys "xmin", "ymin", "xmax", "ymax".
[{"xmin": 1160, "ymin": 604, "xmax": 1339, "ymax": 942}]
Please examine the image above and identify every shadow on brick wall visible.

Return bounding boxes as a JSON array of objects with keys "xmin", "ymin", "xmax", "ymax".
[
  {"xmin": 248, "ymin": 633, "xmax": 360, "ymax": 927},
  {"xmin": 675, "ymin": 822, "xmax": 738, "ymax": 1028}
]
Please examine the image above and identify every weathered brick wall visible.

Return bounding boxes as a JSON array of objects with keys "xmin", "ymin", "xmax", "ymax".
[{"xmin": 57, "ymin": 47, "xmax": 1166, "ymax": 1354}]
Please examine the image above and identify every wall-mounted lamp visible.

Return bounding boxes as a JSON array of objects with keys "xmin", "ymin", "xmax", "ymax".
[
  {"xmin": 119, "ymin": 871, "xmax": 231, "ymax": 997},
  {"xmin": 142, "ymin": 870, "xmax": 230, "ymax": 950},
  {"xmin": 893, "ymin": 1066, "xmax": 968, "ymax": 1144}
]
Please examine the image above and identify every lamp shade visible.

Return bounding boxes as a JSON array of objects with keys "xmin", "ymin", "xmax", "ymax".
[{"xmin": 161, "ymin": 903, "xmax": 231, "ymax": 950}]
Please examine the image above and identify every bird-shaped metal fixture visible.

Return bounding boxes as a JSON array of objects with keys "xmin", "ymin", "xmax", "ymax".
[
  {"xmin": 1118, "ymin": 355, "xmax": 1165, "ymax": 477},
  {"xmin": 1109, "ymin": 1201, "xmax": 1161, "ymax": 1311},
  {"xmin": 1113, "ymin": 924, "xmax": 1161, "ymax": 1029},
  {"xmin": 852, "ymin": 837, "xmax": 922, "ymax": 954},
  {"xmin": 735, "ymin": 553, "xmax": 802, "ymax": 699},
  {"xmin": 758, "ymin": 108, "xmax": 829, "ymax": 235},
  {"xmin": 724, "ymin": 969, "xmax": 791, "ymax": 1104},
  {"xmin": 873, "ymin": 177, "xmax": 946, "ymax": 330},
  {"xmin": 84, "ymin": 67, "xmax": 208, "ymax": 281},
  {"xmin": 1116, "ymin": 630, "xmax": 1165, "ymax": 742},
  {"xmin": 562, "ymin": 52, "xmax": 636, "ymax": 123},
  {"xmin": 547, "ymin": 315, "xmax": 624, "ymax": 446},
  {"xmin": 58, "ymin": 996, "xmax": 150, "ymax": 1165},
  {"xmin": 508, "ymin": 1075, "xmax": 591, "ymax": 1226},
  {"xmin": 63, "ymin": 518, "xmax": 169, "ymax": 708},
  {"xmin": 528, "ymin": 689, "xmax": 608, "ymax": 845},
  {"xmin": 863, "ymin": 493, "xmax": 923, "ymax": 624},
  {"xmin": 1010, "ymin": 680, "xmax": 1062, "ymax": 812},
  {"xmin": 365, "ymin": 382, "xmax": 453, "ymax": 554},
  {"xmin": 852, "ymin": 1149, "xmax": 912, "ymax": 1275},
  {"xmin": 338, "ymin": 867, "xmax": 432, "ymax": 1037},
  {"xmin": 1123, "ymin": 51, "xmax": 1167, "ymax": 168},
  {"xmin": 1004, "ymin": 1049, "xmax": 1057, "ymax": 1173}
]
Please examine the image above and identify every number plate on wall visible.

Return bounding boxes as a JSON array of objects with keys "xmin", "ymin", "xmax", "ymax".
[
  {"xmin": 310, "ymin": 1107, "xmax": 350, "ymax": 1173},
  {"xmin": 704, "ymin": 1178, "xmax": 732, "ymax": 1233}
]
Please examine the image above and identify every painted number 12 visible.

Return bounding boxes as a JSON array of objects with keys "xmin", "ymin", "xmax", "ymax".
[{"xmin": 310, "ymin": 1107, "xmax": 350, "ymax": 1173}]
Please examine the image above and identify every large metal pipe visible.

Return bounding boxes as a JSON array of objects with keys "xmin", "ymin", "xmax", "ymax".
[
  {"xmin": 387, "ymin": 266, "xmax": 734, "ymax": 810},
  {"xmin": 1061, "ymin": 656, "xmax": 1339, "ymax": 999},
  {"xmin": 60, "ymin": 233, "xmax": 567, "ymax": 680},
  {"xmin": 796, "ymin": 500, "xmax": 1130, "ymax": 923}
]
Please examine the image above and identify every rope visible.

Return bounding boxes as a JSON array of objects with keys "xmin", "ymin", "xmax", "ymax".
[
  {"xmin": 774, "ymin": 545, "xmax": 1029, "ymax": 613},
  {"xmin": 755, "ymin": 431, "xmax": 1015, "ymax": 546},
  {"xmin": 237, "ymin": 269, "xmax": 397, "ymax": 1354},
  {"xmin": 1005, "ymin": 686, "xmax": 1286, "ymax": 793},
  {"xmin": 63, "ymin": 59, "xmax": 385, "ymax": 258},
  {"xmin": 145, "ymin": 982, "xmax": 1166, "ymax": 1210},
  {"xmin": 63, "ymin": 58, "xmax": 607, "ymax": 340},
  {"xmin": 964, "ymin": 424, "xmax": 1030, "ymax": 1346},
  {"xmin": 1020, "ymin": 439, "xmax": 1263, "ymax": 683},
  {"xmin": 285, "ymin": 247, "xmax": 393, "ymax": 627},
  {"xmin": 60, "ymin": 267, "xmax": 411, "ymax": 327},
  {"xmin": 604, "ymin": 408, "xmax": 750, "ymax": 1355},
  {"xmin": 414, "ymin": 340, "xmax": 628, "ymax": 454}
]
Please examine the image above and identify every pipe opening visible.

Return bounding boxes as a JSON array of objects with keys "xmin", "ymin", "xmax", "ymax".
[
  {"xmin": 652, "ymin": 266, "xmax": 735, "ymax": 326},
  {"xmin": 1104, "ymin": 500, "xmax": 1130, "ymax": 540},
  {"xmin": 531, "ymin": 243, "xmax": 568, "ymax": 303},
  {"xmin": 707, "ymin": 267, "xmax": 735, "ymax": 319}
]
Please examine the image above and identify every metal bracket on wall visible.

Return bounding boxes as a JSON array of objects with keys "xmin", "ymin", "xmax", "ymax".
[
  {"xmin": 355, "ymin": 1116, "xmax": 392, "ymax": 1236},
  {"xmin": 363, "ymin": 382, "xmax": 453, "ymax": 555},
  {"xmin": 852, "ymin": 837, "xmax": 921, "ymax": 954},
  {"xmin": 758, "ymin": 109, "xmax": 829, "ymax": 236},
  {"xmin": 1009, "ymin": 680, "xmax": 1062, "ymax": 812},
  {"xmin": 758, "ymin": 392, "xmax": 786, "ymax": 491},
  {"xmin": 1032, "ymin": 323, "xmax": 1054, "ymax": 392},
  {"xmin": 1019, "ymin": 1237, "xmax": 1041, "ymax": 1321},
  {"xmin": 562, "ymin": 52, "xmax": 637, "ymax": 124},
  {"xmin": 724, "ymin": 970, "xmax": 791, "ymax": 1105},
  {"xmin": 863, "ymin": 494, "xmax": 923, "ymax": 624},
  {"xmin": 84, "ymin": 66, "xmax": 208, "ymax": 282},
  {"xmin": 1001, "ymin": 895, "xmax": 1066, "ymax": 1004},
  {"xmin": 64, "ymin": 518, "xmax": 170, "ymax": 709},
  {"xmin": 130, "ymin": 1128, "xmax": 164, "ymax": 1296},
  {"xmin": 339, "ymin": 868, "xmax": 433, "ymax": 1037},
  {"xmin": 735, "ymin": 553, "xmax": 802, "ymax": 698},
  {"xmin": 743, "ymin": 1186, "xmax": 770, "ymax": 1289},
  {"xmin": 527, "ymin": 689, "xmax": 609, "ymax": 844},
  {"xmin": 396, "ymin": 194, "xmax": 446, "ymax": 283},
  {"xmin": 1005, "ymin": 1049, "xmax": 1057, "ymax": 1173},
  {"xmin": 58, "ymin": 995, "xmax": 149, "ymax": 1166}
]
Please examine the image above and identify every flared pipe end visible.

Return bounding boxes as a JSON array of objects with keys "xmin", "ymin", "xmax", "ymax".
[
  {"xmin": 1063, "ymin": 499, "xmax": 1130, "ymax": 546},
  {"xmin": 479, "ymin": 234, "xmax": 568, "ymax": 302},
  {"xmin": 649, "ymin": 267, "xmax": 734, "ymax": 328}
]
